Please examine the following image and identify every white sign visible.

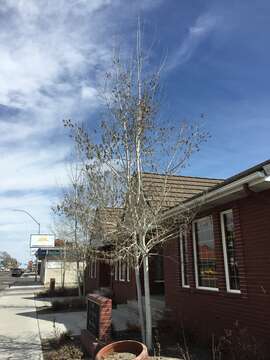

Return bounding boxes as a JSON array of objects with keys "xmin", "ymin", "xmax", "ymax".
[{"xmin": 30, "ymin": 234, "xmax": 55, "ymax": 248}]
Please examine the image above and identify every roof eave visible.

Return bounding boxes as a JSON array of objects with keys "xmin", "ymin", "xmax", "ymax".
[{"xmin": 163, "ymin": 170, "xmax": 270, "ymax": 219}]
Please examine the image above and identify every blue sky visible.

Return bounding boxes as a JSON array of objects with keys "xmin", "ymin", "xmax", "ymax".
[{"xmin": 0, "ymin": 0, "xmax": 269, "ymax": 263}]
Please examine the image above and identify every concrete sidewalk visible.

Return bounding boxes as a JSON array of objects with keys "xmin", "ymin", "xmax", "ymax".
[
  {"xmin": 0, "ymin": 281, "xmax": 44, "ymax": 360},
  {"xmin": 35, "ymin": 294, "xmax": 86, "ymax": 339}
]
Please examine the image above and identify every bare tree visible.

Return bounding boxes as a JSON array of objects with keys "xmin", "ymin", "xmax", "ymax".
[
  {"xmin": 53, "ymin": 158, "xmax": 94, "ymax": 297},
  {"xmin": 51, "ymin": 214, "xmax": 74, "ymax": 289},
  {"xmin": 0, "ymin": 251, "xmax": 19, "ymax": 269},
  {"xmin": 63, "ymin": 25, "xmax": 208, "ymax": 348}
]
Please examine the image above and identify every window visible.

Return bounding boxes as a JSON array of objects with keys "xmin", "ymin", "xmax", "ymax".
[
  {"xmin": 220, "ymin": 210, "xmax": 240, "ymax": 293},
  {"xmin": 90, "ymin": 259, "xmax": 97, "ymax": 279},
  {"xmin": 154, "ymin": 255, "xmax": 164, "ymax": 283},
  {"xmin": 126, "ymin": 260, "xmax": 130, "ymax": 282},
  {"xmin": 114, "ymin": 262, "xmax": 118, "ymax": 280},
  {"xmin": 193, "ymin": 216, "xmax": 218, "ymax": 290},
  {"xmin": 119, "ymin": 260, "xmax": 126, "ymax": 281},
  {"xmin": 117, "ymin": 260, "xmax": 130, "ymax": 282},
  {"xmin": 179, "ymin": 231, "xmax": 189, "ymax": 288}
]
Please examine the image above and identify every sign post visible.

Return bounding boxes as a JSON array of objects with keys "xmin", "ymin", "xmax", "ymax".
[{"xmin": 30, "ymin": 234, "xmax": 55, "ymax": 282}]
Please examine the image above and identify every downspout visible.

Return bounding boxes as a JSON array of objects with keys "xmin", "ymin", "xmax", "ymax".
[
  {"xmin": 243, "ymin": 183, "xmax": 255, "ymax": 196},
  {"xmin": 243, "ymin": 179, "xmax": 270, "ymax": 206}
]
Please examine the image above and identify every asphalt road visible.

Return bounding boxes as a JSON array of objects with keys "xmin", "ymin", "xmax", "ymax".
[{"xmin": 0, "ymin": 271, "xmax": 14, "ymax": 292}]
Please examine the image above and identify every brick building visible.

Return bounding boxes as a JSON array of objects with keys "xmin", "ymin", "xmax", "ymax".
[
  {"xmin": 85, "ymin": 173, "xmax": 222, "ymax": 302},
  {"xmin": 164, "ymin": 159, "xmax": 270, "ymax": 351},
  {"xmin": 85, "ymin": 160, "xmax": 270, "ymax": 351}
]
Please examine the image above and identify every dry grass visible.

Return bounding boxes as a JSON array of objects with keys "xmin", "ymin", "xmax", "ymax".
[{"xmin": 42, "ymin": 331, "xmax": 84, "ymax": 360}]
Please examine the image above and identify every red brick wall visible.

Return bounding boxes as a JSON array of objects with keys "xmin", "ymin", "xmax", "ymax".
[
  {"xmin": 164, "ymin": 189, "xmax": 270, "ymax": 351},
  {"xmin": 111, "ymin": 253, "xmax": 164, "ymax": 304},
  {"xmin": 85, "ymin": 262, "xmax": 100, "ymax": 294},
  {"xmin": 112, "ymin": 269, "xmax": 137, "ymax": 304},
  {"xmin": 87, "ymin": 293, "xmax": 112, "ymax": 342},
  {"xmin": 85, "ymin": 261, "xmax": 137, "ymax": 303}
]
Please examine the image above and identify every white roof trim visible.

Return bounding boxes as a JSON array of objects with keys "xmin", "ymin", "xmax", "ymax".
[{"xmin": 164, "ymin": 171, "xmax": 267, "ymax": 219}]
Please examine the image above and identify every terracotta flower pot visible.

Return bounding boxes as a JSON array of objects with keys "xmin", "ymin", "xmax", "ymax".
[{"xmin": 95, "ymin": 340, "xmax": 148, "ymax": 360}]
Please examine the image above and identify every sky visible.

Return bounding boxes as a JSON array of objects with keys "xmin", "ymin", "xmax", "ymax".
[{"xmin": 0, "ymin": 0, "xmax": 270, "ymax": 263}]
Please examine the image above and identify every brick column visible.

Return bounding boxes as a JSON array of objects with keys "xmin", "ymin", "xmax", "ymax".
[
  {"xmin": 87, "ymin": 293, "xmax": 112, "ymax": 342},
  {"xmin": 81, "ymin": 294, "xmax": 112, "ymax": 357}
]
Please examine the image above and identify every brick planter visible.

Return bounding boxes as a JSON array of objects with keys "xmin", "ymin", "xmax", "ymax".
[
  {"xmin": 87, "ymin": 293, "xmax": 112, "ymax": 342},
  {"xmin": 81, "ymin": 293, "xmax": 112, "ymax": 358}
]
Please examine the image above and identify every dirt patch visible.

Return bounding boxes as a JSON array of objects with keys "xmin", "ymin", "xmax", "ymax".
[
  {"xmin": 42, "ymin": 334, "xmax": 87, "ymax": 360},
  {"xmin": 104, "ymin": 352, "xmax": 136, "ymax": 360}
]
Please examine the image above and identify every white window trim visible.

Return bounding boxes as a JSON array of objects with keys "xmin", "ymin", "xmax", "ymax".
[
  {"xmin": 127, "ymin": 261, "xmax": 130, "ymax": 282},
  {"xmin": 114, "ymin": 262, "xmax": 118, "ymax": 281},
  {"xmin": 179, "ymin": 231, "xmax": 190, "ymax": 288},
  {"xmin": 192, "ymin": 216, "xmax": 219, "ymax": 292},
  {"xmin": 118, "ymin": 259, "xmax": 130, "ymax": 282},
  {"xmin": 119, "ymin": 260, "xmax": 126, "ymax": 282},
  {"xmin": 220, "ymin": 209, "xmax": 241, "ymax": 294},
  {"xmin": 90, "ymin": 259, "xmax": 97, "ymax": 279}
]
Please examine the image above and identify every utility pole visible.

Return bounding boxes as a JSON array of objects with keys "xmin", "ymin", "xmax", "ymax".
[
  {"xmin": 13, "ymin": 209, "xmax": 40, "ymax": 234},
  {"xmin": 12, "ymin": 209, "xmax": 41, "ymax": 281}
]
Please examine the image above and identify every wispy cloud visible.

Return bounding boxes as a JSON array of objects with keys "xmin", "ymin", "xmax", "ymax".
[
  {"xmin": 0, "ymin": 0, "xmax": 163, "ymax": 263},
  {"xmin": 0, "ymin": 145, "xmax": 70, "ymax": 193},
  {"xmin": 167, "ymin": 12, "xmax": 218, "ymax": 71},
  {"xmin": 0, "ymin": 0, "xmax": 111, "ymax": 117}
]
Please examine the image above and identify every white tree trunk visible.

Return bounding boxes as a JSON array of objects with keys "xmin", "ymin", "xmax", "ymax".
[
  {"xmin": 82, "ymin": 259, "xmax": 86, "ymax": 297},
  {"xmin": 135, "ymin": 264, "xmax": 146, "ymax": 343},
  {"xmin": 61, "ymin": 262, "xmax": 66, "ymax": 288},
  {"xmin": 143, "ymin": 255, "xmax": 152, "ymax": 349},
  {"xmin": 76, "ymin": 260, "xmax": 82, "ymax": 298},
  {"xmin": 61, "ymin": 244, "xmax": 66, "ymax": 288},
  {"xmin": 74, "ymin": 213, "xmax": 82, "ymax": 298}
]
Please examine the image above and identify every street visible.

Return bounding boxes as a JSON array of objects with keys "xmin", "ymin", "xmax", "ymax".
[{"xmin": 0, "ymin": 272, "xmax": 14, "ymax": 292}]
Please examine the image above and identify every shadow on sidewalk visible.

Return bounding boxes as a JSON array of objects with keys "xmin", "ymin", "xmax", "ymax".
[
  {"xmin": 0, "ymin": 334, "xmax": 41, "ymax": 359},
  {"xmin": 13, "ymin": 279, "xmax": 43, "ymax": 287},
  {"xmin": 17, "ymin": 309, "xmax": 86, "ymax": 337}
]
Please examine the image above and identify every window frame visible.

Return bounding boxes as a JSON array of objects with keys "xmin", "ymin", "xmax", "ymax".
[
  {"xmin": 220, "ymin": 209, "xmax": 241, "ymax": 294},
  {"xmin": 90, "ymin": 259, "xmax": 97, "ymax": 279},
  {"xmin": 116, "ymin": 259, "xmax": 130, "ymax": 282},
  {"xmin": 192, "ymin": 216, "xmax": 219, "ymax": 292},
  {"xmin": 114, "ymin": 261, "xmax": 118, "ymax": 281},
  {"xmin": 179, "ymin": 231, "xmax": 190, "ymax": 288},
  {"xmin": 126, "ymin": 260, "xmax": 130, "ymax": 282},
  {"xmin": 119, "ymin": 260, "xmax": 127, "ymax": 282}
]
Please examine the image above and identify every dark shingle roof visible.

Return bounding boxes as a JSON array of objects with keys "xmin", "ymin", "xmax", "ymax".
[
  {"xmin": 91, "ymin": 173, "xmax": 223, "ymax": 245},
  {"xmin": 96, "ymin": 207, "xmax": 123, "ymax": 235},
  {"xmin": 92, "ymin": 207, "xmax": 123, "ymax": 246},
  {"xmin": 141, "ymin": 172, "xmax": 223, "ymax": 209}
]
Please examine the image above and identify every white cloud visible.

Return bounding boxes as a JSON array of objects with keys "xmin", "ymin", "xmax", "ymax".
[
  {"xmin": 167, "ymin": 13, "xmax": 218, "ymax": 71},
  {"xmin": 0, "ymin": 7, "xmax": 106, "ymax": 112},
  {"xmin": 0, "ymin": 192, "xmax": 57, "ymax": 264},
  {"xmin": 0, "ymin": 145, "xmax": 70, "ymax": 192},
  {"xmin": 0, "ymin": 0, "xmax": 163, "ymax": 263},
  {"xmin": 81, "ymin": 86, "xmax": 99, "ymax": 100}
]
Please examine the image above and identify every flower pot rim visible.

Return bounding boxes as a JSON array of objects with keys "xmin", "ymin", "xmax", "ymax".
[{"xmin": 95, "ymin": 339, "xmax": 148, "ymax": 360}]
